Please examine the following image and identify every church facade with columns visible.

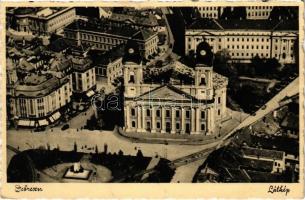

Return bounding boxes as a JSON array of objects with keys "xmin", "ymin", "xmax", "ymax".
[{"xmin": 123, "ymin": 41, "xmax": 228, "ymax": 136}]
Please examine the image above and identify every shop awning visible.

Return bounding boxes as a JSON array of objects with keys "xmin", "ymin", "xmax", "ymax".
[
  {"xmin": 86, "ymin": 90, "xmax": 95, "ymax": 98},
  {"xmin": 49, "ymin": 116, "xmax": 54, "ymax": 123},
  {"xmin": 52, "ymin": 111, "xmax": 61, "ymax": 121},
  {"xmin": 29, "ymin": 120, "xmax": 35, "ymax": 127},
  {"xmin": 38, "ymin": 119, "xmax": 49, "ymax": 126},
  {"xmin": 18, "ymin": 120, "xmax": 30, "ymax": 126}
]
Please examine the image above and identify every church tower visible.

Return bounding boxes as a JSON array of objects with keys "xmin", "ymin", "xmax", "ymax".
[
  {"xmin": 194, "ymin": 41, "xmax": 214, "ymax": 100},
  {"xmin": 123, "ymin": 40, "xmax": 143, "ymax": 98}
]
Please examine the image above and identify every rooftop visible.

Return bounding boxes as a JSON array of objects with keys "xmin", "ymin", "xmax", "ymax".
[
  {"xmin": 110, "ymin": 12, "xmax": 158, "ymax": 27},
  {"xmin": 16, "ymin": 73, "xmax": 68, "ymax": 97},
  {"xmin": 71, "ymin": 57, "xmax": 93, "ymax": 72},
  {"xmin": 90, "ymin": 44, "xmax": 125, "ymax": 66},
  {"xmin": 65, "ymin": 19, "xmax": 139, "ymax": 38},
  {"xmin": 241, "ymin": 147, "xmax": 284, "ymax": 160},
  {"xmin": 9, "ymin": 7, "xmax": 72, "ymax": 19},
  {"xmin": 188, "ymin": 18, "xmax": 298, "ymax": 31}
]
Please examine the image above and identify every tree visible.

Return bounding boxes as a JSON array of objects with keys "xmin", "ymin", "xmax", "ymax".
[{"xmin": 213, "ymin": 49, "xmax": 233, "ymax": 77}]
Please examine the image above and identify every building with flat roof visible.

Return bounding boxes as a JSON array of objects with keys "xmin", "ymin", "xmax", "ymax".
[
  {"xmin": 64, "ymin": 19, "xmax": 159, "ymax": 59},
  {"xmin": 185, "ymin": 18, "xmax": 298, "ymax": 64},
  {"xmin": 6, "ymin": 7, "xmax": 76, "ymax": 35},
  {"xmin": 123, "ymin": 40, "xmax": 228, "ymax": 136}
]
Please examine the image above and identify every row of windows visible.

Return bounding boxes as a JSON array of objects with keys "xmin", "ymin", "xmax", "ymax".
[
  {"xmin": 48, "ymin": 10, "xmax": 75, "ymax": 28},
  {"xmin": 191, "ymin": 37, "xmax": 272, "ymax": 43},
  {"xmin": 130, "ymin": 120, "xmax": 207, "ymax": 131},
  {"xmin": 189, "ymin": 36, "xmax": 295, "ymax": 44},
  {"xmin": 131, "ymin": 108, "xmax": 207, "ymax": 119},
  {"xmin": 247, "ymin": 11, "xmax": 271, "ymax": 17},
  {"xmin": 80, "ymin": 33, "xmax": 124, "ymax": 45}
]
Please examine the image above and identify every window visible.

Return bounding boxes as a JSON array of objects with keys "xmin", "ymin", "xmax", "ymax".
[
  {"xmin": 132, "ymin": 121, "xmax": 136, "ymax": 128},
  {"xmin": 218, "ymin": 109, "xmax": 221, "ymax": 115},
  {"xmin": 201, "ymin": 111, "xmax": 205, "ymax": 119},
  {"xmin": 156, "ymin": 109, "xmax": 161, "ymax": 117},
  {"xmin": 200, "ymin": 75, "xmax": 206, "ymax": 86},
  {"xmin": 186, "ymin": 110, "xmax": 190, "ymax": 118},
  {"xmin": 131, "ymin": 108, "xmax": 136, "ymax": 116},
  {"xmin": 176, "ymin": 110, "xmax": 180, "ymax": 118},
  {"xmin": 201, "ymin": 124, "xmax": 205, "ymax": 131},
  {"xmin": 157, "ymin": 122, "xmax": 161, "ymax": 129},
  {"xmin": 166, "ymin": 110, "xmax": 170, "ymax": 117},
  {"xmin": 129, "ymin": 72, "xmax": 135, "ymax": 83},
  {"xmin": 146, "ymin": 121, "xmax": 151, "ymax": 130},
  {"xmin": 146, "ymin": 109, "xmax": 150, "ymax": 117},
  {"xmin": 176, "ymin": 123, "xmax": 180, "ymax": 130}
]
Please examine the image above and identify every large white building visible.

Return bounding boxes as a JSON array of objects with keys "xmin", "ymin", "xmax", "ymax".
[
  {"xmin": 6, "ymin": 7, "xmax": 76, "ymax": 35},
  {"xmin": 123, "ymin": 41, "xmax": 228, "ymax": 135},
  {"xmin": 185, "ymin": 18, "xmax": 298, "ymax": 64}
]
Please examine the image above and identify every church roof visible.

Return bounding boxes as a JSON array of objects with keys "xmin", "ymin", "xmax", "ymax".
[{"xmin": 133, "ymin": 84, "xmax": 214, "ymax": 104}]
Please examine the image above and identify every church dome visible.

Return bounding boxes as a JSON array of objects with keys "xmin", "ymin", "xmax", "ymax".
[{"xmin": 196, "ymin": 41, "xmax": 214, "ymax": 67}]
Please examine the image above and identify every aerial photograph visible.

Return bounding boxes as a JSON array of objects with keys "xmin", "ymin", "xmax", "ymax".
[{"xmin": 5, "ymin": 6, "xmax": 300, "ymax": 183}]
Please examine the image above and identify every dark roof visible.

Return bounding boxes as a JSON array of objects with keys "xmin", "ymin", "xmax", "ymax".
[
  {"xmin": 240, "ymin": 158, "xmax": 274, "ymax": 172},
  {"xmin": 188, "ymin": 18, "xmax": 224, "ymax": 30},
  {"xmin": 242, "ymin": 147, "xmax": 284, "ymax": 160},
  {"xmin": 91, "ymin": 44, "xmax": 125, "ymax": 66},
  {"xmin": 65, "ymin": 19, "xmax": 139, "ymax": 38},
  {"xmin": 48, "ymin": 38, "xmax": 74, "ymax": 52},
  {"xmin": 250, "ymin": 135, "xmax": 299, "ymax": 157},
  {"xmin": 110, "ymin": 13, "xmax": 158, "ymax": 27},
  {"xmin": 281, "ymin": 112, "xmax": 299, "ymax": 130},
  {"xmin": 132, "ymin": 29, "xmax": 156, "ymax": 41},
  {"xmin": 188, "ymin": 18, "xmax": 298, "ymax": 31}
]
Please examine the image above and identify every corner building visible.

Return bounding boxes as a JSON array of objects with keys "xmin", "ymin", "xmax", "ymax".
[{"xmin": 123, "ymin": 41, "xmax": 228, "ymax": 135}]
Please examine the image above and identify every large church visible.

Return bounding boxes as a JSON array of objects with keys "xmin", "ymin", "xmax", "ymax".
[{"xmin": 123, "ymin": 41, "xmax": 228, "ymax": 136}]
